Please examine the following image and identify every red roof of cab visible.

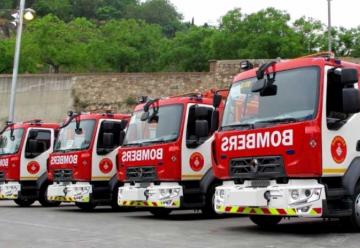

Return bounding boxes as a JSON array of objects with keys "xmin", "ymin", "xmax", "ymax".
[
  {"xmin": 133, "ymin": 91, "xmax": 219, "ymax": 112},
  {"xmin": 75, "ymin": 113, "xmax": 131, "ymax": 121},
  {"xmin": 233, "ymin": 57, "xmax": 360, "ymax": 83}
]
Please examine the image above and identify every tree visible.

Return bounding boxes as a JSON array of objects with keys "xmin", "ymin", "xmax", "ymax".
[
  {"xmin": 33, "ymin": 0, "xmax": 73, "ymax": 21},
  {"xmin": 239, "ymin": 8, "xmax": 303, "ymax": 58},
  {"xmin": 96, "ymin": 0, "xmax": 138, "ymax": 20},
  {"xmin": 293, "ymin": 17, "xmax": 324, "ymax": 54},
  {"xmin": 159, "ymin": 27, "xmax": 216, "ymax": 71},
  {"xmin": 24, "ymin": 15, "xmax": 97, "ymax": 72},
  {"xmin": 126, "ymin": 0, "xmax": 183, "ymax": 37},
  {"xmin": 88, "ymin": 19, "xmax": 164, "ymax": 72}
]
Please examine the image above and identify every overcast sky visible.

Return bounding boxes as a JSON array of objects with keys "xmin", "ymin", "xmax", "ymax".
[{"xmin": 169, "ymin": 0, "xmax": 359, "ymax": 28}]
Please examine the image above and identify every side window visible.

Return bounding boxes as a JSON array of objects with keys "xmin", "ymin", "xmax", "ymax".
[
  {"xmin": 25, "ymin": 129, "xmax": 51, "ymax": 159},
  {"xmin": 97, "ymin": 121, "xmax": 125, "ymax": 155},
  {"xmin": 186, "ymin": 105, "xmax": 213, "ymax": 148},
  {"xmin": 326, "ymin": 68, "xmax": 360, "ymax": 130}
]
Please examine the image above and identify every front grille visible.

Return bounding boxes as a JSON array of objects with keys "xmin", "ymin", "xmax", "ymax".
[
  {"xmin": 53, "ymin": 169, "xmax": 73, "ymax": 182},
  {"xmin": 0, "ymin": 171, "xmax": 4, "ymax": 182},
  {"xmin": 126, "ymin": 166, "xmax": 156, "ymax": 182},
  {"xmin": 230, "ymin": 156, "xmax": 285, "ymax": 179}
]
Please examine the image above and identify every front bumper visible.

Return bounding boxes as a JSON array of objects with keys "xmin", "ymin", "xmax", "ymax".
[
  {"xmin": 47, "ymin": 182, "xmax": 92, "ymax": 203},
  {"xmin": 0, "ymin": 182, "xmax": 21, "ymax": 199},
  {"xmin": 215, "ymin": 180, "xmax": 326, "ymax": 217},
  {"xmin": 118, "ymin": 182, "xmax": 183, "ymax": 208}
]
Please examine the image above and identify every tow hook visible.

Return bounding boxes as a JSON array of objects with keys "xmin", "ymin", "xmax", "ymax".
[
  {"xmin": 264, "ymin": 191, "xmax": 271, "ymax": 202},
  {"xmin": 144, "ymin": 190, "xmax": 149, "ymax": 200}
]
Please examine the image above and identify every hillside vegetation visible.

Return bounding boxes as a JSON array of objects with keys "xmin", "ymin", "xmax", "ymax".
[{"xmin": 0, "ymin": 0, "xmax": 359, "ymax": 73}]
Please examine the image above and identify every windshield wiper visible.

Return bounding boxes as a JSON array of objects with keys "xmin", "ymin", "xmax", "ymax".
[
  {"xmin": 254, "ymin": 118, "xmax": 299, "ymax": 126},
  {"xmin": 55, "ymin": 148, "xmax": 86, "ymax": 153},
  {"xmin": 221, "ymin": 123, "xmax": 255, "ymax": 131}
]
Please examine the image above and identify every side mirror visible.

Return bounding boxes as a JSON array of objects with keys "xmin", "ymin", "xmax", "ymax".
[
  {"xmin": 341, "ymin": 68, "xmax": 358, "ymax": 85},
  {"xmin": 75, "ymin": 117, "xmax": 82, "ymax": 134},
  {"xmin": 120, "ymin": 120, "xmax": 128, "ymax": 130},
  {"xmin": 260, "ymin": 84, "xmax": 277, "ymax": 97},
  {"xmin": 213, "ymin": 94, "xmax": 222, "ymax": 108},
  {"xmin": 28, "ymin": 139, "xmax": 38, "ymax": 152},
  {"xmin": 119, "ymin": 130, "xmax": 126, "ymax": 145},
  {"xmin": 252, "ymin": 79, "xmax": 267, "ymax": 93},
  {"xmin": 195, "ymin": 120, "xmax": 209, "ymax": 138},
  {"xmin": 343, "ymin": 88, "xmax": 360, "ymax": 114},
  {"xmin": 195, "ymin": 106, "xmax": 209, "ymax": 119},
  {"xmin": 28, "ymin": 130, "xmax": 38, "ymax": 139},
  {"xmin": 210, "ymin": 110, "xmax": 219, "ymax": 133},
  {"xmin": 102, "ymin": 121, "xmax": 114, "ymax": 131},
  {"xmin": 141, "ymin": 111, "xmax": 149, "ymax": 121},
  {"xmin": 103, "ymin": 133, "xmax": 114, "ymax": 148}
]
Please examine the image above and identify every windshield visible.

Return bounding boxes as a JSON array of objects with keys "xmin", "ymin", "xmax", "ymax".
[
  {"xmin": 222, "ymin": 67, "xmax": 319, "ymax": 129},
  {"xmin": 0, "ymin": 128, "xmax": 24, "ymax": 155},
  {"xmin": 54, "ymin": 120, "xmax": 96, "ymax": 152},
  {"xmin": 124, "ymin": 104, "xmax": 183, "ymax": 146}
]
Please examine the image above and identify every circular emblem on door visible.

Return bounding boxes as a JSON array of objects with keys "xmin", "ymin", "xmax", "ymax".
[
  {"xmin": 189, "ymin": 152, "xmax": 204, "ymax": 172},
  {"xmin": 331, "ymin": 136, "xmax": 347, "ymax": 164},
  {"xmin": 99, "ymin": 158, "xmax": 113, "ymax": 174},
  {"xmin": 27, "ymin": 161, "xmax": 40, "ymax": 174}
]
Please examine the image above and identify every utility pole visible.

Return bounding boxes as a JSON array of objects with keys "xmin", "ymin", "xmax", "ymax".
[
  {"xmin": 8, "ymin": 0, "xmax": 25, "ymax": 123},
  {"xmin": 327, "ymin": 0, "xmax": 332, "ymax": 53}
]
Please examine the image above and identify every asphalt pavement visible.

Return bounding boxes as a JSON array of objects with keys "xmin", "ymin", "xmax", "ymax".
[{"xmin": 0, "ymin": 200, "xmax": 359, "ymax": 248}]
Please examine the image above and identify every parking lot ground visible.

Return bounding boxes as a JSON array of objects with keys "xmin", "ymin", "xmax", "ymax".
[{"xmin": 0, "ymin": 200, "xmax": 359, "ymax": 248}]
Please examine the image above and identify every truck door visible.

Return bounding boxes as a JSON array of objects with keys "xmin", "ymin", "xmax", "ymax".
[
  {"xmin": 20, "ymin": 128, "xmax": 54, "ymax": 180},
  {"xmin": 181, "ymin": 104, "xmax": 215, "ymax": 180},
  {"xmin": 91, "ymin": 120, "xmax": 125, "ymax": 181},
  {"xmin": 322, "ymin": 66, "xmax": 360, "ymax": 176}
]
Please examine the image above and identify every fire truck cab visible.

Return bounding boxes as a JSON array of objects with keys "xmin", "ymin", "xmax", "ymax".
[
  {"xmin": 117, "ymin": 91, "xmax": 225, "ymax": 216},
  {"xmin": 213, "ymin": 54, "xmax": 360, "ymax": 230},
  {"xmin": 0, "ymin": 120, "xmax": 59, "ymax": 207},
  {"xmin": 47, "ymin": 112, "xmax": 130, "ymax": 210}
]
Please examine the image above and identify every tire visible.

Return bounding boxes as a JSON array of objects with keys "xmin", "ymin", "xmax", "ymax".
[
  {"xmin": 14, "ymin": 198, "xmax": 35, "ymax": 207},
  {"xmin": 341, "ymin": 184, "xmax": 360, "ymax": 231},
  {"xmin": 38, "ymin": 184, "xmax": 61, "ymax": 207},
  {"xmin": 249, "ymin": 215, "xmax": 282, "ymax": 228},
  {"xmin": 201, "ymin": 184, "xmax": 221, "ymax": 217},
  {"xmin": 75, "ymin": 201, "xmax": 97, "ymax": 211},
  {"xmin": 110, "ymin": 186, "xmax": 122, "ymax": 211},
  {"xmin": 149, "ymin": 209, "xmax": 172, "ymax": 217}
]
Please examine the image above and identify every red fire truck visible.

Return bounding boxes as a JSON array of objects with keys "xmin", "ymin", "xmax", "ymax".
[
  {"xmin": 0, "ymin": 120, "xmax": 59, "ymax": 207},
  {"xmin": 117, "ymin": 90, "xmax": 226, "ymax": 216},
  {"xmin": 47, "ymin": 112, "xmax": 130, "ymax": 210},
  {"xmin": 212, "ymin": 54, "xmax": 360, "ymax": 230}
]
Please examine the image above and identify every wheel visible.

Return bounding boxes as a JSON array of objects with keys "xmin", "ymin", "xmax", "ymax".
[
  {"xmin": 75, "ymin": 201, "xmax": 97, "ymax": 211},
  {"xmin": 341, "ymin": 184, "xmax": 360, "ymax": 231},
  {"xmin": 14, "ymin": 198, "xmax": 35, "ymax": 207},
  {"xmin": 149, "ymin": 209, "xmax": 172, "ymax": 217},
  {"xmin": 38, "ymin": 183, "xmax": 61, "ymax": 207},
  {"xmin": 249, "ymin": 215, "xmax": 282, "ymax": 228},
  {"xmin": 201, "ymin": 184, "xmax": 221, "ymax": 217},
  {"xmin": 110, "ymin": 186, "xmax": 122, "ymax": 211}
]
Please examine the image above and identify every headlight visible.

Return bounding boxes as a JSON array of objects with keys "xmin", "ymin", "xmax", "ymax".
[
  {"xmin": 160, "ymin": 189, "xmax": 168, "ymax": 197},
  {"xmin": 291, "ymin": 189, "xmax": 300, "ymax": 200},
  {"xmin": 289, "ymin": 188, "xmax": 322, "ymax": 205}
]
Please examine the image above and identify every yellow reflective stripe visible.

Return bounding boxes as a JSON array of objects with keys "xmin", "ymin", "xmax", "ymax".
[
  {"xmin": 254, "ymin": 208, "xmax": 263, "ymax": 214},
  {"xmin": 287, "ymin": 208, "xmax": 297, "ymax": 215},
  {"xmin": 323, "ymin": 168, "xmax": 346, "ymax": 175},
  {"xmin": 269, "ymin": 208, "xmax": 279, "ymax": 215}
]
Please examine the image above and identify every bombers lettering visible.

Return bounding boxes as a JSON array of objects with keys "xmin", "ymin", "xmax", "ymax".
[
  {"xmin": 50, "ymin": 155, "xmax": 78, "ymax": 165},
  {"xmin": 122, "ymin": 148, "xmax": 163, "ymax": 162},
  {"xmin": 221, "ymin": 129, "xmax": 294, "ymax": 151},
  {"xmin": 0, "ymin": 159, "xmax": 8, "ymax": 167}
]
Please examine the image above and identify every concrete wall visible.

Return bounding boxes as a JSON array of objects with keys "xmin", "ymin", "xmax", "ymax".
[
  {"xmin": 0, "ymin": 75, "xmax": 74, "ymax": 123},
  {"xmin": 0, "ymin": 58, "xmax": 359, "ymax": 122}
]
